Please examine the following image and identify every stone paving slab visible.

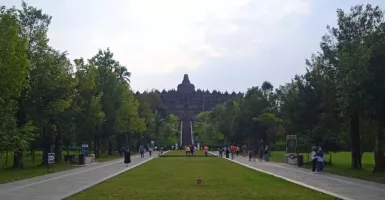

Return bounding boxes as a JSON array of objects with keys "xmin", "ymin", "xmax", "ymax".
[
  {"xmin": 0, "ymin": 153, "xmax": 160, "ymax": 200},
  {"xmin": 211, "ymin": 152, "xmax": 385, "ymax": 200}
]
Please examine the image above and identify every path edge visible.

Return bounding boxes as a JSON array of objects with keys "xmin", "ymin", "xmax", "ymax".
[
  {"xmin": 60, "ymin": 151, "xmax": 169, "ymax": 200},
  {"xmin": 209, "ymin": 152, "xmax": 353, "ymax": 200}
]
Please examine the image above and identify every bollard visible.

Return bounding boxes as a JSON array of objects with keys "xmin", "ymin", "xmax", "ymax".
[{"xmin": 197, "ymin": 177, "xmax": 202, "ymax": 185}]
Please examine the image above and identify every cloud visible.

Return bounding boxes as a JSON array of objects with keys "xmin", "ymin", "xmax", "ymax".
[
  {"xmin": 42, "ymin": 0, "xmax": 311, "ymax": 75},
  {"xmin": 3, "ymin": 0, "xmax": 311, "ymax": 76}
]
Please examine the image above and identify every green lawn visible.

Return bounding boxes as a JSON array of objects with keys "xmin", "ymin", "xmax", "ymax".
[
  {"xmin": 67, "ymin": 155, "xmax": 336, "ymax": 200},
  {"xmin": 270, "ymin": 151, "xmax": 385, "ymax": 183},
  {"xmin": 0, "ymin": 151, "xmax": 122, "ymax": 184}
]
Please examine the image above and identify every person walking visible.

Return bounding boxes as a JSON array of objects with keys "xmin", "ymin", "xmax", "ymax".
[
  {"xmin": 311, "ymin": 146, "xmax": 317, "ymax": 172},
  {"xmin": 225, "ymin": 146, "xmax": 230, "ymax": 158},
  {"xmin": 139, "ymin": 145, "xmax": 145, "ymax": 158},
  {"xmin": 185, "ymin": 145, "xmax": 190, "ymax": 156},
  {"xmin": 218, "ymin": 146, "xmax": 224, "ymax": 158},
  {"xmin": 248, "ymin": 147, "xmax": 253, "ymax": 161},
  {"xmin": 231, "ymin": 145, "xmax": 236, "ymax": 159},
  {"xmin": 149, "ymin": 146, "xmax": 153, "ymax": 156},
  {"xmin": 124, "ymin": 146, "xmax": 131, "ymax": 167},
  {"xmin": 259, "ymin": 146, "xmax": 264, "ymax": 161},
  {"xmin": 191, "ymin": 145, "xmax": 195, "ymax": 156},
  {"xmin": 263, "ymin": 146, "xmax": 270, "ymax": 162},
  {"xmin": 316, "ymin": 147, "xmax": 324, "ymax": 172},
  {"xmin": 204, "ymin": 145, "xmax": 209, "ymax": 156}
]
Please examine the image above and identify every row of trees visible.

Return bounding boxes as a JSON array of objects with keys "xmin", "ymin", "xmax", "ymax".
[
  {"xmin": 194, "ymin": 4, "xmax": 385, "ymax": 172},
  {"xmin": 0, "ymin": 2, "xmax": 178, "ymax": 168}
]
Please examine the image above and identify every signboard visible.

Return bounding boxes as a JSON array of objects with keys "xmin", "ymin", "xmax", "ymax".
[
  {"xmin": 81, "ymin": 144, "xmax": 89, "ymax": 148},
  {"xmin": 48, "ymin": 153, "xmax": 55, "ymax": 164},
  {"xmin": 286, "ymin": 135, "xmax": 297, "ymax": 154}
]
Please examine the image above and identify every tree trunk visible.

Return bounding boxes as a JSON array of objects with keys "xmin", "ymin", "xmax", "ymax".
[
  {"xmin": 350, "ymin": 110, "xmax": 362, "ymax": 169},
  {"xmin": 31, "ymin": 150, "xmax": 35, "ymax": 164},
  {"xmin": 108, "ymin": 141, "xmax": 113, "ymax": 155},
  {"xmin": 93, "ymin": 135, "xmax": 97, "ymax": 157},
  {"xmin": 373, "ymin": 121, "xmax": 385, "ymax": 173},
  {"xmin": 54, "ymin": 134, "xmax": 62, "ymax": 162},
  {"xmin": 41, "ymin": 131, "xmax": 51, "ymax": 165},
  {"xmin": 12, "ymin": 151, "xmax": 24, "ymax": 168},
  {"xmin": 5, "ymin": 151, "xmax": 8, "ymax": 167}
]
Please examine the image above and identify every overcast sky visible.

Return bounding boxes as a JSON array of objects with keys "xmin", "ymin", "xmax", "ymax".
[{"xmin": 3, "ymin": 0, "xmax": 385, "ymax": 92}]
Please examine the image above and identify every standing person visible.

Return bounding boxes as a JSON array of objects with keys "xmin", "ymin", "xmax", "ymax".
[
  {"xmin": 139, "ymin": 145, "xmax": 145, "ymax": 158},
  {"xmin": 191, "ymin": 145, "xmax": 195, "ymax": 156},
  {"xmin": 311, "ymin": 146, "xmax": 317, "ymax": 172},
  {"xmin": 316, "ymin": 147, "xmax": 324, "ymax": 172},
  {"xmin": 218, "ymin": 146, "xmax": 224, "ymax": 158},
  {"xmin": 263, "ymin": 146, "xmax": 270, "ymax": 162},
  {"xmin": 231, "ymin": 145, "xmax": 236, "ymax": 159},
  {"xmin": 160, "ymin": 146, "xmax": 164, "ymax": 154},
  {"xmin": 124, "ymin": 146, "xmax": 131, "ymax": 167},
  {"xmin": 185, "ymin": 145, "xmax": 190, "ymax": 156},
  {"xmin": 259, "ymin": 146, "xmax": 264, "ymax": 161},
  {"xmin": 204, "ymin": 145, "xmax": 209, "ymax": 156},
  {"xmin": 225, "ymin": 146, "xmax": 230, "ymax": 158},
  {"xmin": 241, "ymin": 144, "xmax": 246, "ymax": 157},
  {"xmin": 248, "ymin": 147, "xmax": 253, "ymax": 161},
  {"xmin": 149, "ymin": 146, "xmax": 153, "ymax": 156},
  {"xmin": 236, "ymin": 146, "xmax": 240, "ymax": 156}
]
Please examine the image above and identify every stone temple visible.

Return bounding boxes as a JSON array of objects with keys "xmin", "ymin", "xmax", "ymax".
[
  {"xmin": 140, "ymin": 74, "xmax": 243, "ymax": 146},
  {"xmin": 163, "ymin": 74, "xmax": 244, "ymax": 146}
]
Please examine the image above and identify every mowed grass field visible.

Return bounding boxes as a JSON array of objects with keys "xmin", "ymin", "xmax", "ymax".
[
  {"xmin": 67, "ymin": 155, "xmax": 336, "ymax": 200},
  {"xmin": 0, "ymin": 151, "xmax": 122, "ymax": 183},
  {"xmin": 269, "ymin": 151, "xmax": 385, "ymax": 183}
]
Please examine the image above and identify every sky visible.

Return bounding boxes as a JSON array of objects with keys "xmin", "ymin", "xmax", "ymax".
[{"xmin": 3, "ymin": 0, "xmax": 385, "ymax": 93}]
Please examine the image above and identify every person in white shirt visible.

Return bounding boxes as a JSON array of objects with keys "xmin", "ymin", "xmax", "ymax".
[{"xmin": 311, "ymin": 146, "xmax": 317, "ymax": 172}]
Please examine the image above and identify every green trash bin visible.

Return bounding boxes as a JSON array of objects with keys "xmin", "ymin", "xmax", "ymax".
[
  {"xmin": 78, "ymin": 154, "xmax": 85, "ymax": 165},
  {"xmin": 297, "ymin": 155, "xmax": 304, "ymax": 167}
]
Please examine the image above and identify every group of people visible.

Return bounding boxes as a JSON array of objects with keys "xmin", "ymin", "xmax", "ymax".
[
  {"xmin": 184, "ymin": 145, "xmax": 197, "ymax": 156},
  {"xmin": 217, "ymin": 145, "xmax": 240, "ymax": 159},
  {"xmin": 217, "ymin": 144, "xmax": 270, "ymax": 162},
  {"xmin": 123, "ymin": 144, "xmax": 165, "ymax": 166},
  {"xmin": 311, "ymin": 146, "xmax": 324, "ymax": 173}
]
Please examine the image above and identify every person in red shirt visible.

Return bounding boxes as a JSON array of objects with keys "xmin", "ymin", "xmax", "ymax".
[
  {"xmin": 204, "ymin": 145, "xmax": 209, "ymax": 156},
  {"xmin": 231, "ymin": 145, "xmax": 236, "ymax": 159}
]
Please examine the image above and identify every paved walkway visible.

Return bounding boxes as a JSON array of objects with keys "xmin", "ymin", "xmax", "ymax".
[
  {"xmin": 212, "ymin": 152, "xmax": 385, "ymax": 200},
  {"xmin": 0, "ymin": 153, "xmax": 159, "ymax": 200}
]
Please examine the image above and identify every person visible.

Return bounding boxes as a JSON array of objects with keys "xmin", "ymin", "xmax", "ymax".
[
  {"xmin": 185, "ymin": 145, "xmax": 190, "ymax": 156},
  {"xmin": 160, "ymin": 146, "xmax": 164, "ymax": 154},
  {"xmin": 311, "ymin": 146, "xmax": 317, "ymax": 172},
  {"xmin": 225, "ymin": 146, "xmax": 230, "ymax": 158},
  {"xmin": 218, "ymin": 146, "xmax": 224, "ymax": 158},
  {"xmin": 204, "ymin": 145, "xmax": 209, "ymax": 156},
  {"xmin": 248, "ymin": 147, "xmax": 253, "ymax": 161},
  {"xmin": 139, "ymin": 145, "xmax": 145, "ymax": 158},
  {"xmin": 242, "ymin": 144, "xmax": 247, "ymax": 157},
  {"xmin": 236, "ymin": 146, "xmax": 240, "ymax": 156},
  {"xmin": 316, "ymin": 147, "xmax": 324, "ymax": 172},
  {"xmin": 231, "ymin": 145, "xmax": 236, "ymax": 159},
  {"xmin": 149, "ymin": 146, "xmax": 153, "ymax": 156},
  {"xmin": 191, "ymin": 145, "xmax": 195, "ymax": 156},
  {"xmin": 124, "ymin": 146, "xmax": 131, "ymax": 167},
  {"xmin": 259, "ymin": 146, "xmax": 264, "ymax": 161},
  {"xmin": 263, "ymin": 146, "xmax": 270, "ymax": 162}
]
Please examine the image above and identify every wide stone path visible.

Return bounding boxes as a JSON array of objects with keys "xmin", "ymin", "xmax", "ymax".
[
  {"xmin": 0, "ymin": 153, "xmax": 157, "ymax": 200},
  {"xmin": 213, "ymin": 152, "xmax": 385, "ymax": 200}
]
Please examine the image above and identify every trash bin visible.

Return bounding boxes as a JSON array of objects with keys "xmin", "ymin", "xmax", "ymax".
[
  {"xmin": 297, "ymin": 155, "xmax": 304, "ymax": 167},
  {"xmin": 78, "ymin": 154, "xmax": 85, "ymax": 165}
]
